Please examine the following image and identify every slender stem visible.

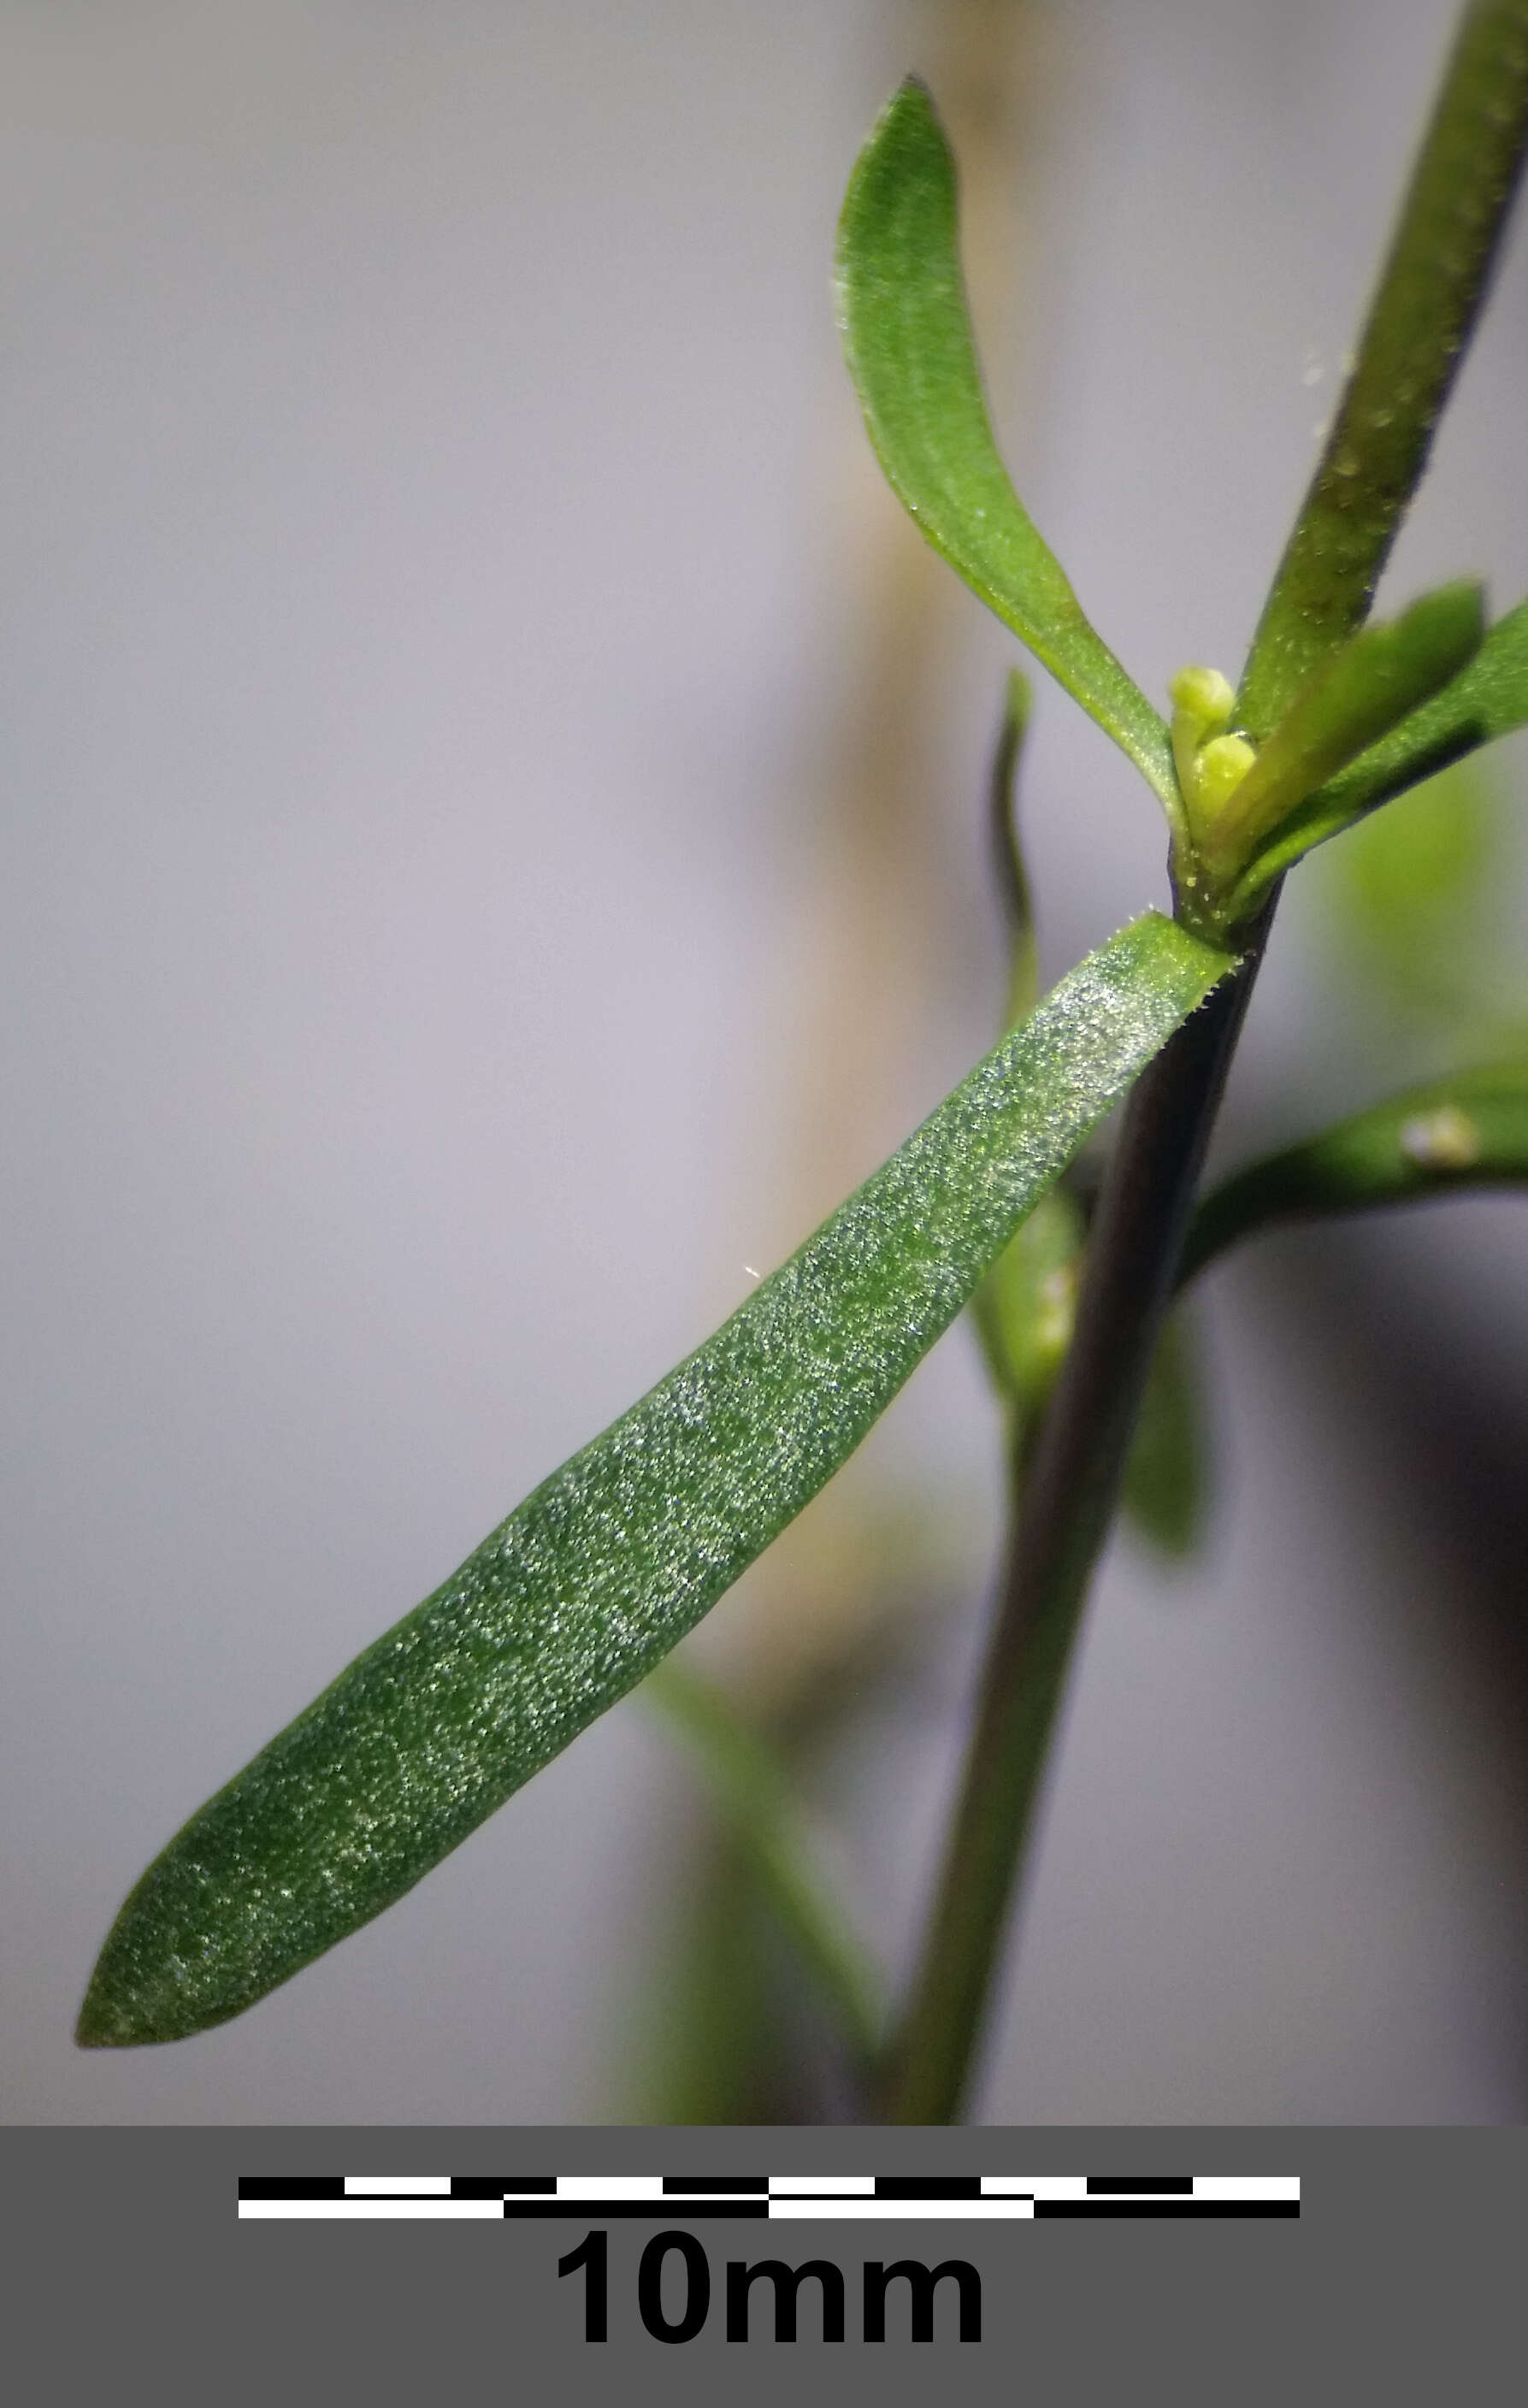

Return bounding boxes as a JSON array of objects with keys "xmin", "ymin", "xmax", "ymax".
[
  {"xmin": 1237, "ymin": 0, "xmax": 1528, "ymax": 737},
  {"xmin": 882, "ymin": 905, "xmax": 1272, "ymax": 2123},
  {"xmin": 881, "ymin": 0, "xmax": 1528, "ymax": 2135}
]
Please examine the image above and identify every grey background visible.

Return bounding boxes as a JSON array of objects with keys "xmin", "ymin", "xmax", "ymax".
[{"xmin": 4, "ymin": 0, "xmax": 1528, "ymax": 2123}]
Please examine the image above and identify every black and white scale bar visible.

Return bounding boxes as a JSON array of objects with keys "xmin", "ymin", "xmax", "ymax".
[{"xmin": 238, "ymin": 2174, "xmax": 1298, "ymax": 2222}]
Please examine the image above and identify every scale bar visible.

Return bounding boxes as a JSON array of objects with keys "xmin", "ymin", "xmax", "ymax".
[{"xmin": 238, "ymin": 2173, "xmax": 1298, "ymax": 2222}]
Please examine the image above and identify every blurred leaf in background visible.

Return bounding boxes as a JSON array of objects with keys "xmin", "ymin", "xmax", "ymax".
[
  {"xmin": 636, "ymin": 1828, "xmax": 804, "ymax": 2124},
  {"xmin": 630, "ymin": 0, "xmax": 1053, "ymax": 2127},
  {"xmin": 1120, "ymin": 1306, "xmax": 1210, "ymax": 1561},
  {"xmin": 1311, "ymin": 752, "xmax": 1521, "ymax": 1045},
  {"xmin": 630, "ymin": 1630, "xmax": 929, "ymax": 2124}
]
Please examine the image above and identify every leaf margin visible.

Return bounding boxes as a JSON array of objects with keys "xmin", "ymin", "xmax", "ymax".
[
  {"xmin": 835, "ymin": 77, "xmax": 1176, "ymax": 805},
  {"xmin": 79, "ymin": 911, "xmax": 1234, "ymax": 2051}
]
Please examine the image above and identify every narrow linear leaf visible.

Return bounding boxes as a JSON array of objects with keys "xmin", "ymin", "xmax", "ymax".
[
  {"xmin": 1202, "ymin": 582, "xmax": 1484, "ymax": 886},
  {"xmin": 835, "ymin": 79, "xmax": 1175, "ymax": 804},
  {"xmin": 645, "ymin": 1659, "xmax": 883, "ymax": 2068},
  {"xmin": 79, "ymin": 912, "xmax": 1232, "ymax": 2049},
  {"xmin": 988, "ymin": 667, "xmax": 1037, "ymax": 1019},
  {"xmin": 1315, "ymin": 752, "xmax": 1508, "ymax": 1029},
  {"xmin": 639, "ymin": 1838, "xmax": 787, "ymax": 2124},
  {"xmin": 972, "ymin": 670, "xmax": 1209, "ymax": 1555},
  {"xmin": 971, "ymin": 662, "xmax": 1084, "ymax": 1434},
  {"xmin": 973, "ymin": 1183, "xmax": 1081, "ymax": 1432},
  {"xmin": 1237, "ymin": 0, "xmax": 1528, "ymax": 734},
  {"xmin": 1178, "ymin": 1059, "xmax": 1528, "ymax": 1288},
  {"xmin": 1236, "ymin": 598, "xmax": 1528, "ymax": 908}
]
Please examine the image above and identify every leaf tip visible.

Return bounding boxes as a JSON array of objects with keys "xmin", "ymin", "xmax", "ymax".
[
  {"xmin": 75, "ymin": 1877, "xmax": 220, "ymax": 2050},
  {"xmin": 74, "ymin": 1965, "xmax": 137, "ymax": 2050},
  {"xmin": 1003, "ymin": 662, "xmax": 1032, "ymax": 724},
  {"xmin": 886, "ymin": 72, "xmax": 940, "ymax": 129},
  {"xmin": 1401, "ymin": 574, "xmax": 1487, "ymax": 666},
  {"xmin": 839, "ymin": 70, "xmax": 949, "ymax": 240},
  {"xmin": 74, "ymin": 1959, "xmax": 226, "ymax": 2050}
]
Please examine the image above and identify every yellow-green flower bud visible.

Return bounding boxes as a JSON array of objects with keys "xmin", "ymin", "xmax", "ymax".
[
  {"xmin": 1168, "ymin": 664, "xmax": 1236, "ymax": 735},
  {"xmin": 1168, "ymin": 663, "xmax": 1253, "ymax": 848},
  {"xmin": 1190, "ymin": 732, "xmax": 1258, "ymax": 816}
]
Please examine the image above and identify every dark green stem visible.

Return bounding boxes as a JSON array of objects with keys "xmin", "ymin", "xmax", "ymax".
[
  {"xmin": 1238, "ymin": 0, "xmax": 1528, "ymax": 736},
  {"xmin": 881, "ymin": 907, "xmax": 1272, "ymax": 2122},
  {"xmin": 880, "ymin": 0, "xmax": 1528, "ymax": 2133}
]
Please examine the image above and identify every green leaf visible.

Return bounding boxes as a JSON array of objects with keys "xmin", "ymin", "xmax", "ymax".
[
  {"xmin": 972, "ymin": 664, "xmax": 1086, "ymax": 1443},
  {"xmin": 972, "ymin": 1183, "xmax": 1081, "ymax": 1432},
  {"xmin": 988, "ymin": 667, "xmax": 1038, "ymax": 1023},
  {"xmin": 1195, "ymin": 582, "xmax": 1484, "ymax": 905},
  {"xmin": 635, "ymin": 1835, "xmax": 788, "ymax": 2124},
  {"xmin": 1313, "ymin": 751, "xmax": 1509, "ymax": 1028},
  {"xmin": 1244, "ymin": 598, "xmax": 1528, "ymax": 901},
  {"xmin": 1178, "ymin": 1059, "xmax": 1528, "ymax": 1288},
  {"xmin": 1236, "ymin": 0, "xmax": 1528, "ymax": 735},
  {"xmin": 645, "ymin": 1659, "xmax": 882, "ymax": 2068},
  {"xmin": 78, "ymin": 912, "xmax": 1232, "ymax": 2047},
  {"xmin": 1120, "ymin": 1306, "xmax": 1210, "ymax": 1558},
  {"xmin": 979, "ymin": 1212, "xmax": 1212, "ymax": 1558},
  {"xmin": 835, "ymin": 79, "xmax": 1175, "ymax": 806}
]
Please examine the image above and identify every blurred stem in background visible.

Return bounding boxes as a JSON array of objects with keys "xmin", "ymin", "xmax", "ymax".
[
  {"xmin": 626, "ymin": 0, "xmax": 1528, "ymax": 2126},
  {"xmin": 882, "ymin": 0, "xmax": 1528, "ymax": 2123},
  {"xmin": 626, "ymin": 0, "xmax": 1051, "ymax": 2124}
]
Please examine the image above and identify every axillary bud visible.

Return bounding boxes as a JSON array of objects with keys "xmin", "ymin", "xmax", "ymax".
[{"xmin": 1169, "ymin": 664, "xmax": 1256, "ymax": 834}]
